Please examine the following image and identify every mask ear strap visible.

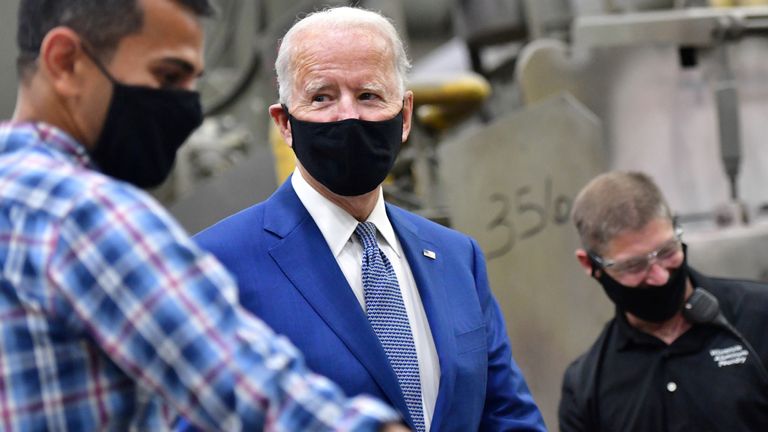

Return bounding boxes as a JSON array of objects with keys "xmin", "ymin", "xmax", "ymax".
[
  {"xmin": 587, "ymin": 253, "xmax": 602, "ymax": 278},
  {"xmin": 80, "ymin": 43, "xmax": 118, "ymax": 84}
]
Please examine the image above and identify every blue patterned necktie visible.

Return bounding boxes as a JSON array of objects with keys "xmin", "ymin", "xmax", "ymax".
[{"xmin": 354, "ymin": 222, "xmax": 425, "ymax": 432}]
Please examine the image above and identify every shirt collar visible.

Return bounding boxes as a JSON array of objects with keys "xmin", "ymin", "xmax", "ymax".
[
  {"xmin": 291, "ymin": 168, "xmax": 401, "ymax": 258},
  {"xmin": 614, "ymin": 309, "xmax": 664, "ymax": 350},
  {"xmin": 613, "ymin": 303, "xmax": 717, "ymax": 354},
  {"xmin": 366, "ymin": 185, "xmax": 401, "ymax": 258},
  {"xmin": 1, "ymin": 121, "xmax": 94, "ymax": 169}
]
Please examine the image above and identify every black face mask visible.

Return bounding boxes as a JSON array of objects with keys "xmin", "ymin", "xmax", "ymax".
[
  {"xmin": 85, "ymin": 49, "xmax": 203, "ymax": 188},
  {"xmin": 284, "ymin": 105, "xmax": 403, "ymax": 196},
  {"xmin": 591, "ymin": 246, "xmax": 689, "ymax": 323}
]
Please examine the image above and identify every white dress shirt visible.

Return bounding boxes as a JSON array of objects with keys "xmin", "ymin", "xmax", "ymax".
[{"xmin": 292, "ymin": 169, "xmax": 440, "ymax": 430}]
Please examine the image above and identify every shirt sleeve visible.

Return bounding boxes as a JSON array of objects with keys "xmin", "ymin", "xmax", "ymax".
[
  {"xmin": 47, "ymin": 181, "xmax": 400, "ymax": 431},
  {"xmin": 470, "ymin": 238, "xmax": 548, "ymax": 432}
]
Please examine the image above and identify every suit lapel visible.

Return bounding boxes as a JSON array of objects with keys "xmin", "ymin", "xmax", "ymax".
[
  {"xmin": 264, "ymin": 181, "xmax": 411, "ymax": 421},
  {"xmin": 387, "ymin": 205, "xmax": 457, "ymax": 432}
]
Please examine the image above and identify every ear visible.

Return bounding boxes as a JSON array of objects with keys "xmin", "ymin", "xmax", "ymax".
[
  {"xmin": 401, "ymin": 90, "xmax": 414, "ymax": 142},
  {"xmin": 575, "ymin": 248, "xmax": 597, "ymax": 277},
  {"xmin": 39, "ymin": 27, "xmax": 88, "ymax": 98},
  {"xmin": 269, "ymin": 103, "xmax": 292, "ymax": 147}
]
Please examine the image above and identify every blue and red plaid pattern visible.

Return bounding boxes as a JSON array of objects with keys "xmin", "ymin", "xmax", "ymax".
[
  {"xmin": 0, "ymin": 121, "xmax": 399, "ymax": 431},
  {"xmin": 354, "ymin": 222, "xmax": 424, "ymax": 431}
]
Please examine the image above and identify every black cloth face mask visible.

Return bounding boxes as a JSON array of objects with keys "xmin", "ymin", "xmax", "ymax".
[
  {"xmin": 284, "ymin": 105, "xmax": 403, "ymax": 196},
  {"xmin": 84, "ymin": 48, "xmax": 203, "ymax": 188},
  {"xmin": 591, "ymin": 245, "xmax": 689, "ymax": 323}
]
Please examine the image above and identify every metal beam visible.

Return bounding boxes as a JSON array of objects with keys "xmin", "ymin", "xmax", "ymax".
[{"xmin": 573, "ymin": 6, "xmax": 768, "ymax": 49}]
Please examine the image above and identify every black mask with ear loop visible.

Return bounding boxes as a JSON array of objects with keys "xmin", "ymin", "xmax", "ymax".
[
  {"xmin": 590, "ymin": 245, "xmax": 690, "ymax": 323},
  {"xmin": 283, "ymin": 104, "xmax": 404, "ymax": 196},
  {"xmin": 82, "ymin": 45, "xmax": 203, "ymax": 188}
]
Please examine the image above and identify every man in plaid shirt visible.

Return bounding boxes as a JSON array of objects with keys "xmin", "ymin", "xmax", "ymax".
[{"xmin": 0, "ymin": 0, "xmax": 409, "ymax": 430}]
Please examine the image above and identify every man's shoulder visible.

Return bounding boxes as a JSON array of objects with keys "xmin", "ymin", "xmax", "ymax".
[
  {"xmin": 697, "ymin": 270, "xmax": 768, "ymax": 318},
  {"xmin": 693, "ymin": 267, "xmax": 768, "ymax": 300},
  {"xmin": 0, "ymin": 144, "xmax": 152, "ymax": 220},
  {"xmin": 704, "ymin": 273, "xmax": 768, "ymax": 296}
]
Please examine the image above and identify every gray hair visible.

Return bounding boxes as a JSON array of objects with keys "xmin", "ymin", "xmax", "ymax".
[
  {"xmin": 571, "ymin": 171, "xmax": 673, "ymax": 254},
  {"xmin": 275, "ymin": 6, "xmax": 411, "ymax": 106}
]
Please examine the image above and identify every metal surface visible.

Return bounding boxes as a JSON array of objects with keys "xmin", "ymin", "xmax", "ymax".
[
  {"xmin": 439, "ymin": 94, "xmax": 610, "ymax": 429},
  {"xmin": 715, "ymin": 77, "xmax": 742, "ymax": 199},
  {"xmin": 524, "ymin": 0, "xmax": 573, "ymax": 38},
  {"xmin": 516, "ymin": 36, "xmax": 768, "ymax": 219},
  {"xmin": 686, "ymin": 220, "xmax": 768, "ymax": 281},
  {"xmin": 573, "ymin": 6, "xmax": 768, "ymax": 49},
  {"xmin": 454, "ymin": 0, "xmax": 527, "ymax": 45}
]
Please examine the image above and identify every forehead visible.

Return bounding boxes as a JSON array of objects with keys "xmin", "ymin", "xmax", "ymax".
[
  {"xmin": 109, "ymin": 0, "xmax": 205, "ymax": 73},
  {"xmin": 291, "ymin": 27, "xmax": 396, "ymax": 91},
  {"xmin": 604, "ymin": 217, "xmax": 675, "ymax": 260}
]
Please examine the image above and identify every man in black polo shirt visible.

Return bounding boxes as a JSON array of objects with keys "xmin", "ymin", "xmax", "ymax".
[{"xmin": 559, "ymin": 171, "xmax": 768, "ymax": 432}]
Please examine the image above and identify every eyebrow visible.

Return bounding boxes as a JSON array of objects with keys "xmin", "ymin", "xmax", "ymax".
[
  {"xmin": 302, "ymin": 81, "xmax": 332, "ymax": 95},
  {"xmin": 301, "ymin": 81, "xmax": 390, "ymax": 96},
  {"xmin": 158, "ymin": 57, "xmax": 205, "ymax": 78},
  {"xmin": 359, "ymin": 82, "xmax": 387, "ymax": 94}
]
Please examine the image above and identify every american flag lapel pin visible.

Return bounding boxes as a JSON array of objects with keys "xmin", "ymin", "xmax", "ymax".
[{"xmin": 423, "ymin": 249, "xmax": 437, "ymax": 260}]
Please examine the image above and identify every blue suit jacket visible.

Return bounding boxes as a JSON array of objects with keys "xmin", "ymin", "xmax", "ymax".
[{"xmin": 193, "ymin": 180, "xmax": 546, "ymax": 431}]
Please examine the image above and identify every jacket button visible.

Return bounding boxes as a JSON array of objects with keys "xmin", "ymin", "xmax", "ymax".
[{"xmin": 666, "ymin": 382, "xmax": 677, "ymax": 392}]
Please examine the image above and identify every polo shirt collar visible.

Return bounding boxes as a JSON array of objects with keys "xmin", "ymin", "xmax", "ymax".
[{"xmin": 613, "ymin": 281, "xmax": 719, "ymax": 353}]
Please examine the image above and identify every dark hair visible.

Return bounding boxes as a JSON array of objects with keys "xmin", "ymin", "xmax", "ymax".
[{"xmin": 16, "ymin": 0, "xmax": 215, "ymax": 78}]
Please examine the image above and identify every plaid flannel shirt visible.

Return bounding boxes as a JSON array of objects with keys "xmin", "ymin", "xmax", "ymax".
[{"xmin": 0, "ymin": 121, "xmax": 399, "ymax": 431}]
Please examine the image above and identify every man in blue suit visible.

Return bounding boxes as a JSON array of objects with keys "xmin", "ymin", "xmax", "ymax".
[{"xmin": 195, "ymin": 6, "xmax": 546, "ymax": 431}]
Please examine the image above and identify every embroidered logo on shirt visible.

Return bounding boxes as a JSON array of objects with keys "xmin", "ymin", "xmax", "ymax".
[{"xmin": 709, "ymin": 344, "xmax": 748, "ymax": 367}]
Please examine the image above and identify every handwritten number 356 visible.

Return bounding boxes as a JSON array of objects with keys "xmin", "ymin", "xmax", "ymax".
[{"xmin": 486, "ymin": 177, "xmax": 572, "ymax": 260}]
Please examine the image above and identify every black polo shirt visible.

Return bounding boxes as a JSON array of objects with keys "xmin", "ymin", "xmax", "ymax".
[{"xmin": 559, "ymin": 269, "xmax": 768, "ymax": 432}]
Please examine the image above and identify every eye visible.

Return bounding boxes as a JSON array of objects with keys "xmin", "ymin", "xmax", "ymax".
[
  {"xmin": 614, "ymin": 258, "xmax": 648, "ymax": 275},
  {"xmin": 311, "ymin": 94, "xmax": 329, "ymax": 103},
  {"xmin": 657, "ymin": 242, "xmax": 681, "ymax": 260},
  {"xmin": 154, "ymin": 68, "xmax": 187, "ymax": 89},
  {"xmin": 358, "ymin": 92, "xmax": 380, "ymax": 101}
]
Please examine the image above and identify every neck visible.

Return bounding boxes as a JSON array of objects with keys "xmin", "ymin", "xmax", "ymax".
[
  {"xmin": 13, "ymin": 82, "xmax": 87, "ymax": 146},
  {"xmin": 298, "ymin": 165, "xmax": 379, "ymax": 221},
  {"xmin": 625, "ymin": 280, "xmax": 695, "ymax": 345},
  {"xmin": 12, "ymin": 86, "xmax": 39, "ymax": 123}
]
